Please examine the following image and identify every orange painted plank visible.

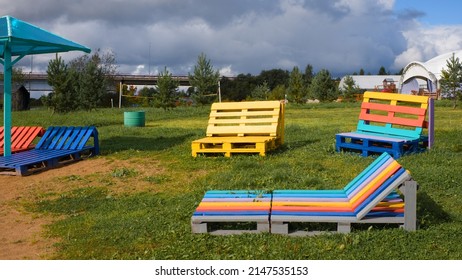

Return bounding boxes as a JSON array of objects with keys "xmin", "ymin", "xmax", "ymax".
[
  {"xmin": 362, "ymin": 102, "xmax": 426, "ymax": 115},
  {"xmin": 359, "ymin": 112, "xmax": 425, "ymax": 127}
]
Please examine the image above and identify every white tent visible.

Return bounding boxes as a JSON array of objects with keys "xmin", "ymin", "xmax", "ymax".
[{"xmin": 399, "ymin": 50, "xmax": 462, "ymax": 96}]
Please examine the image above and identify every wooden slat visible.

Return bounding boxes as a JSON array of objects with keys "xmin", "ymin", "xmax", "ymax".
[
  {"xmin": 361, "ymin": 102, "xmax": 426, "ymax": 115},
  {"xmin": 364, "ymin": 91, "xmax": 429, "ymax": 105}
]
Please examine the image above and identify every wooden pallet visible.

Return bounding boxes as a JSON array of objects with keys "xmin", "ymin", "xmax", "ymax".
[
  {"xmin": 0, "ymin": 126, "xmax": 99, "ymax": 176},
  {"xmin": 192, "ymin": 101, "xmax": 284, "ymax": 157},
  {"xmin": 336, "ymin": 92, "xmax": 432, "ymax": 158},
  {"xmin": 0, "ymin": 126, "xmax": 45, "ymax": 155},
  {"xmin": 191, "ymin": 190, "xmax": 272, "ymax": 234}
]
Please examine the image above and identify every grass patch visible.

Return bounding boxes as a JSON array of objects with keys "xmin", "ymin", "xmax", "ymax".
[{"xmin": 6, "ymin": 101, "xmax": 462, "ymax": 259}]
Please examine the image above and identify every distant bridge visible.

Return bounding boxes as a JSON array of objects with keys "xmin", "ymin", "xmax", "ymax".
[{"xmin": 0, "ymin": 73, "xmax": 196, "ymax": 93}]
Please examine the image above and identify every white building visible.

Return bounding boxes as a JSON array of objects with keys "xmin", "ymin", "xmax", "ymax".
[{"xmin": 338, "ymin": 75, "xmax": 401, "ymax": 92}]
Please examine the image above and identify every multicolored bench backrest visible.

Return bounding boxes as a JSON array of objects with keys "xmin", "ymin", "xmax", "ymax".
[
  {"xmin": 357, "ymin": 92, "xmax": 430, "ymax": 140},
  {"xmin": 205, "ymin": 101, "xmax": 285, "ymax": 143}
]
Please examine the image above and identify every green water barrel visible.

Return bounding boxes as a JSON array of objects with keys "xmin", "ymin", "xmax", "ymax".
[{"xmin": 124, "ymin": 111, "xmax": 145, "ymax": 127}]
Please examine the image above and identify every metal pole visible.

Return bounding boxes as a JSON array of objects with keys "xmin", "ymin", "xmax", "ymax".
[
  {"xmin": 119, "ymin": 81, "xmax": 122, "ymax": 109},
  {"xmin": 218, "ymin": 79, "xmax": 221, "ymax": 102},
  {"xmin": 3, "ymin": 43, "xmax": 12, "ymax": 156}
]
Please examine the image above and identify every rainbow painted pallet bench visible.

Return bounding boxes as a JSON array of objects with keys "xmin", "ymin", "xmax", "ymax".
[
  {"xmin": 336, "ymin": 92, "xmax": 433, "ymax": 158},
  {"xmin": 0, "ymin": 126, "xmax": 99, "ymax": 176},
  {"xmin": 192, "ymin": 153, "xmax": 418, "ymax": 235},
  {"xmin": 191, "ymin": 100, "xmax": 284, "ymax": 157},
  {"xmin": 0, "ymin": 126, "xmax": 45, "ymax": 155},
  {"xmin": 270, "ymin": 153, "xmax": 417, "ymax": 235},
  {"xmin": 191, "ymin": 190, "xmax": 272, "ymax": 234}
]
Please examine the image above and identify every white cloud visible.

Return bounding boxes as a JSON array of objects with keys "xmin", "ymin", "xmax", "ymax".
[
  {"xmin": 219, "ymin": 66, "xmax": 236, "ymax": 77},
  {"xmin": 5, "ymin": 0, "xmax": 462, "ymax": 78},
  {"xmin": 132, "ymin": 65, "xmax": 145, "ymax": 75},
  {"xmin": 394, "ymin": 24, "xmax": 462, "ymax": 68}
]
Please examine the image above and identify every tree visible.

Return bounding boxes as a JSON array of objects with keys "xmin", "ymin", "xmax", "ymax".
[
  {"xmin": 309, "ymin": 69, "xmax": 339, "ymax": 102},
  {"xmin": 287, "ymin": 66, "xmax": 306, "ymax": 103},
  {"xmin": 45, "ymin": 50, "xmax": 118, "ymax": 112},
  {"xmin": 221, "ymin": 74, "xmax": 257, "ymax": 101},
  {"xmin": 248, "ymin": 81, "xmax": 270, "ymax": 100},
  {"xmin": 69, "ymin": 50, "xmax": 118, "ymax": 110},
  {"xmin": 256, "ymin": 69, "xmax": 289, "ymax": 90},
  {"xmin": 121, "ymin": 85, "xmax": 140, "ymax": 107},
  {"xmin": 154, "ymin": 67, "xmax": 179, "ymax": 110},
  {"xmin": 378, "ymin": 66, "xmax": 387, "ymax": 75},
  {"xmin": 268, "ymin": 84, "xmax": 286, "ymax": 100},
  {"xmin": 188, "ymin": 53, "xmax": 220, "ymax": 105},
  {"xmin": 341, "ymin": 75, "xmax": 360, "ymax": 101},
  {"xmin": 303, "ymin": 64, "xmax": 314, "ymax": 99},
  {"xmin": 138, "ymin": 87, "xmax": 157, "ymax": 107},
  {"xmin": 440, "ymin": 53, "xmax": 462, "ymax": 108},
  {"xmin": 359, "ymin": 68, "xmax": 365, "ymax": 75},
  {"xmin": 304, "ymin": 64, "xmax": 314, "ymax": 87},
  {"xmin": 75, "ymin": 57, "xmax": 106, "ymax": 110},
  {"xmin": 45, "ymin": 55, "xmax": 76, "ymax": 113}
]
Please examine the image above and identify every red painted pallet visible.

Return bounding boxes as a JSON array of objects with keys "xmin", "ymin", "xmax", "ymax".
[{"xmin": 0, "ymin": 126, "xmax": 45, "ymax": 155}]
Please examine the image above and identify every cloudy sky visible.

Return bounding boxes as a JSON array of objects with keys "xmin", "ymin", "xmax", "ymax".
[{"xmin": 3, "ymin": 0, "xmax": 462, "ymax": 77}]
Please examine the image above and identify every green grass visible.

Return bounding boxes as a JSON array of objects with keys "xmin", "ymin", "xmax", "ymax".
[{"xmin": 4, "ymin": 102, "xmax": 462, "ymax": 259}]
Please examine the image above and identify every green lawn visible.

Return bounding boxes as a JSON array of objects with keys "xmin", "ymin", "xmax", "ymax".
[{"xmin": 3, "ymin": 101, "xmax": 462, "ymax": 259}]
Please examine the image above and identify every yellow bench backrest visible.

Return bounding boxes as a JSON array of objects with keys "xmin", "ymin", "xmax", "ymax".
[{"xmin": 205, "ymin": 100, "xmax": 284, "ymax": 139}]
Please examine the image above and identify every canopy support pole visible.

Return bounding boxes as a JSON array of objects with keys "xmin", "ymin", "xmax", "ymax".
[{"xmin": 2, "ymin": 42, "xmax": 12, "ymax": 156}]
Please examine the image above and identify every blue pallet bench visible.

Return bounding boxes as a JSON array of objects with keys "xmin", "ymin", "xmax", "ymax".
[
  {"xmin": 336, "ymin": 92, "xmax": 433, "ymax": 158},
  {"xmin": 191, "ymin": 190, "xmax": 272, "ymax": 234},
  {"xmin": 0, "ymin": 126, "xmax": 99, "ymax": 176}
]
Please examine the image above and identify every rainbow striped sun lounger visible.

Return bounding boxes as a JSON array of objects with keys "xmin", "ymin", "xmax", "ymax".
[
  {"xmin": 191, "ymin": 153, "xmax": 418, "ymax": 235},
  {"xmin": 271, "ymin": 153, "xmax": 417, "ymax": 235}
]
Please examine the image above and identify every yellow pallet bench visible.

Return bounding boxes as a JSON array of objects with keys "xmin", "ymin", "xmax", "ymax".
[{"xmin": 192, "ymin": 100, "xmax": 285, "ymax": 157}]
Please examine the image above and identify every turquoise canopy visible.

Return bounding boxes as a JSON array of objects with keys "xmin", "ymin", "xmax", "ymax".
[{"xmin": 1, "ymin": 15, "xmax": 90, "ymax": 156}]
